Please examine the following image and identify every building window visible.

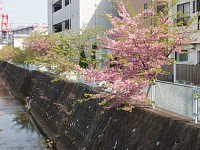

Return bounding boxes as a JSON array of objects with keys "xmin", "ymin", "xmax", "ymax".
[
  {"xmin": 65, "ymin": 19, "xmax": 71, "ymax": 30},
  {"xmin": 197, "ymin": 0, "xmax": 200, "ymax": 11},
  {"xmin": 179, "ymin": 50, "xmax": 188, "ymax": 61},
  {"xmin": 65, "ymin": 0, "xmax": 70, "ymax": 6},
  {"xmin": 175, "ymin": 50, "xmax": 188, "ymax": 61},
  {"xmin": 53, "ymin": 0, "xmax": 62, "ymax": 12},
  {"xmin": 53, "ymin": 23, "xmax": 62, "ymax": 33},
  {"xmin": 193, "ymin": 1, "xmax": 196, "ymax": 13},
  {"xmin": 157, "ymin": 2, "xmax": 166, "ymax": 13},
  {"xmin": 177, "ymin": 2, "xmax": 190, "ymax": 25},
  {"xmin": 144, "ymin": 3, "xmax": 148, "ymax": 18},
  {"xmin": 198, "ymin": 16, "xmax": 200, "ymax": 30},
  {"xmin": 144, "ymin": 3, "xmax": 148, "ymax": 9}
]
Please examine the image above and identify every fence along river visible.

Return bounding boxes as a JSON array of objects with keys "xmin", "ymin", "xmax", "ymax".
[{"xmin": 0, "ymin": 76, "xmax": 47, "ymax": 149}]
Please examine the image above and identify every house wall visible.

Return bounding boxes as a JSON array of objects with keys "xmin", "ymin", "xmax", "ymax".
[
  {"xmin": 12, "ymin": 34, "xmax": 29, "ymax": 48},
  {"xmin": 79, "ymin": 0, "xmax": 115, "ymax": 29},
  {"xmin": 124, "ymin": 0, "xmax": 167, "ymax": 11},
  {"xmin": 170, "ymin": 0, "xmax": 200, "ymax": 64},
  {"xmin": 123, "ymin": 0, "xmax": 152, "ymax": 13},
  {"xmin": 122, "ymin": 0, "xmax": 167, "ymax": 28},
  {"xmin": 48, "ymin": 0, "xmax": 53, "ymax": 33}
]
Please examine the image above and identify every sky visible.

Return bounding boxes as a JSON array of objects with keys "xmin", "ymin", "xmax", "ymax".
[{"xmin": 1, "ymin": 0, "xmax": 47, "ymax": 29}]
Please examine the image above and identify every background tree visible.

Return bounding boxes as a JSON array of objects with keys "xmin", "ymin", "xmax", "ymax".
[
  {"xmin": 27, "ymin": 26, "xmax": 103, "ymax": 77},
  {"xmin": 23, "ymin": 32, "xmax": 55, "ymax": 55},
  {"xmin": 0, "ymin": 33, "xmax": 55, "ymax": 65},
  {"xmin": 0, "ymin": 45, "xmax": 18, "ymax": 62}
]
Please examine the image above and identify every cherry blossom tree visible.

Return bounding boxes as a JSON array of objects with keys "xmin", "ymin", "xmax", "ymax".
[
  {"xmin": 23, "ymin": 27, "xmax": 103, "ymax": 76},
  {"xmin": 80, "ymin": 0, "xmax": 195, "ymax": 110},
  {"xmin": 23, "ymin": 32, "xmax": 55, "ymax": 55}
]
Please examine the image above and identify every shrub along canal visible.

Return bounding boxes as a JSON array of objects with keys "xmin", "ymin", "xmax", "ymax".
[{"xmin": 0, "ymin": 77, "xmax": 47, "ymax": 149}]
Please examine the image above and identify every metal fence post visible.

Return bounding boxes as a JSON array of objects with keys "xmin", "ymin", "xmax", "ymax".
[
  {"xmin": 195, "ymin": 96, "xmax": 198, "ymax": 123},
  {"xmin": 151, "ymin": 80, "xmax": 156, "ymax": 109},
  {"xmin": 173, "ymin": 62, "xmax": 176, "ymax": 83},
  {"xmin": 193, "ymin": 86, "xmax": 198, "ymax": 123}
]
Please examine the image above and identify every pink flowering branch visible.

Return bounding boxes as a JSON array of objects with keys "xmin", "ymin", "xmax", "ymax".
[
  {"xmin": 23, "ymin": 33, "xmax": 55, "ymax": 55},
  {"xmin": 79, "ymin": 0, "xmax": 195, "ymax": 110}
]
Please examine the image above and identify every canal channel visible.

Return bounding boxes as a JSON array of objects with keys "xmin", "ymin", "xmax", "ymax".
[{"xmin": 0, "ymin": 77, "xmax": 48, "ymax": 150}]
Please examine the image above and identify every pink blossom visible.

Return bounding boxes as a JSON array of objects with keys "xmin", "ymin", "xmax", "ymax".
[{"xmin": 80, "ymin": 0, "xmax": 194, "ymax": 110}]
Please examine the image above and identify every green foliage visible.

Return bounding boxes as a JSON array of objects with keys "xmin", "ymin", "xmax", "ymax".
[
  {"xmin": 194, "ymin": 93, "xmax": 200, "ymax": 101},
  {"xmin": 98, "ymin": 99, "xmax": 107, "ymax": 106},
  {"xmin": 0, "ymin": 44, "xmax": 40, "ymax": 65},
  {"xmin": 12, "ymin": 49, "xmax": 38, "ymax": 65},
  {"xmin": 0, "ymin": 33, "xmax": 55, "ymax": 65},
  {"xmin": 0, "ymin": 45, "xmax": 18, "ymax": 61},
  {"xmin": 79, "ymin": 50, "xmax": 88, "ymax": 68},
  {"xmin": 26, "ymin": 26, "xmax": 104, "ymax": 77},
  {"xmin": 23, "ymin": 32, "xmax": 55, "ymax": 55},
  {"xmin": 78, "ymin": 93, "xmax": 94, "ymax": 103}
]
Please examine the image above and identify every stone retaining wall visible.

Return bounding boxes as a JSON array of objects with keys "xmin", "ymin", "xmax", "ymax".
[{"xmin": 1, "ymin": 61, "xmax": 200, "ymax": 150}]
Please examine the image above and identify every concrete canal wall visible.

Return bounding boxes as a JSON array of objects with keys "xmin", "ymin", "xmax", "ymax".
[{"xmin": 1, "ymin": 61, "xmax": 200, "ymax": 150}]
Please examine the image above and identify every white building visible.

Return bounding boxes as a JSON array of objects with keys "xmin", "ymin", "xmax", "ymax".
[
  {"xmin": 11, "ymin": 23, "xmax": 48, "ymax": 48},
  {"xmin": 48, "ymin": 0, "xmax": 116, "ymax": 33},
  {"xmin": 170, "ymin": 0, "xmax": 200, "ymax": 64},
  {"xmin": 12, "ymin": 23, "xmax": 48, "ymax": 35}
]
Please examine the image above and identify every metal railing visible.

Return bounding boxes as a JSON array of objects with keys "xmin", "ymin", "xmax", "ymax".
[
  {"xmin": 18, "ymin": 63, "xmax": 200, "ymax": 123},
  {"xmin": 149, "ymin": 81, "xmax": 199, "ymax": 123}
]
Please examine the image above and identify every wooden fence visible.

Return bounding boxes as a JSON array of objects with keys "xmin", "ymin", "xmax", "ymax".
[{"xmin": 158, "ymin": 64, "xmax": 200, "ymax": 85}]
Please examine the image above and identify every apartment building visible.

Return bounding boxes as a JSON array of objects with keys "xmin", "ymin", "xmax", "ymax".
[
  {"xmin": 123, "ymin": 0, "xmax": 200, "ymax": 64},
  {"xmin": 122, "ymin": 0, "xmax": 167, "ymax": 27},
  {"xmin": 169, "ymin": 0, "xmax": 200, "ymax": 64},
  {"xmin": 123, "ymin": 0, "xmax": 167, "ymax": 13},
  {"xmin": 48, "ymin": 0, "xmax": 116, "ymax": 33}
]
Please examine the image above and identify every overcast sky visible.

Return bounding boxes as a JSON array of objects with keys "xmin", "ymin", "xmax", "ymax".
[{"xmin": 1, "ymin": 0, "xmax": 47, "ymax": 28}]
